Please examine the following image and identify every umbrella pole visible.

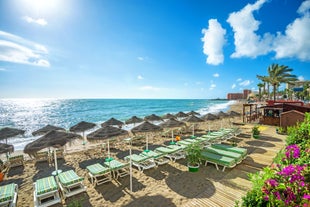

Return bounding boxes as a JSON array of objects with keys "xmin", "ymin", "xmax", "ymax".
[
  {"xmin": 146, "ymin": 134, "xmax": 148, "ymax": 151},
  {"xmin": 129, "ymin": 144, "xmax": 132, "ymax": 192},
  {"xmin": 107, "ymin": 140, "xmax": 110, "ymax": 159},
  {"xmin": 54, "ymin": 149, "xmax": 58, "ymax": 173}
]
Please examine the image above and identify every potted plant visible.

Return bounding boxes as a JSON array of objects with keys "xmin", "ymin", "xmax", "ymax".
[
  {"xmin": 185, "ymin": 142, "xmax": 203, "ymax": 172},
  {"xmin": 252, "ymin": 125, "xmax": 260, "ymax": 138}
]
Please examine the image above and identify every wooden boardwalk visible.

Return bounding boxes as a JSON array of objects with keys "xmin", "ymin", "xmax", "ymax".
[{"xmin": 181, "ymin": 125, "xmax": 287, "ymax": 207}]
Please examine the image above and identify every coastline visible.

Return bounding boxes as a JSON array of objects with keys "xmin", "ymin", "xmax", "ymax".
[{"xmin": 2, "ymin": 100, "xmax": 252, "ymax": 207}]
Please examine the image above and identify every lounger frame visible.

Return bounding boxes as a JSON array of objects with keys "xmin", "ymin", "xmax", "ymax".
[
  {"xmin": 0, "ymin": 183, "xmax": 18, "ymax": 207},
  {"xmin": 33, "ymin": 177, "xmax": 61, "ymax": 207}
]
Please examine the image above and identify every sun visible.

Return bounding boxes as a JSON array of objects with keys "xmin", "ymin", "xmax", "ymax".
[{"xmin": 20, "ymin": 0, "xmax": 63, "ymax": 16}]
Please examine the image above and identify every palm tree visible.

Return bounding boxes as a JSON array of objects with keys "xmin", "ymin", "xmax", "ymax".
[
  {"xmin": 257, "ymin": 82, "xmax": 264, "ymax": 101},
  {"xmin": 267, "ymin": 64, "xmax": 298, "ymax": 101},
  {"xmin": 257, "ymin": 75, "xmax": 270, "ymax": 99}
]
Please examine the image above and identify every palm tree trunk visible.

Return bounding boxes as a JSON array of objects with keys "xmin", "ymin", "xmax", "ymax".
[{"xmin": 273, "ymin": 84, "xmax": 276, "ymax": 101}]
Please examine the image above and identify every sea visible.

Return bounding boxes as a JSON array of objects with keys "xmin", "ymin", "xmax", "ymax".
[{"xmin": 0, "ymin": 99, "xmax": 236, "ymax": 151}]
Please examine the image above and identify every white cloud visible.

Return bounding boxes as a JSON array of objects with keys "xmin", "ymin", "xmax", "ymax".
[
  {"xmin": 0, "ymin": 31, "xmax": 50, "ymax": 67},
  {"xmin": 137, "ymin": 75, "xmax": 144, "ymax": 80},
  {"xmin": 209, "ymin": 83, "xmax": 216, "ymax": 90},
  {"xmin": 0, "ymin": 68, "xmax": 7, "ymax": 71},
  {"xmin": 139, "ymin": 86, "xmax": 160, "ymax": 91},
  {"xmin": 213, "ymin": 73, "xmax": 219, "ymax": 78},
  {"xmin": 273, "ymin": 0, "xmax": 310, "ymax": 61},
  {"xmin": 237, "ymin": 78, "xmax": 242, "ymax": 82},
  {"xmin": 22, "ymin": 16, "xmax": 47, "ymax": 26},
  {"xmin": 227, "ymin": 0, "xmax": 273, "ymax": 58},
  {"xmin": 232, "ymin": 84, "xmax": 236, "ymax": 89},
  {"xmin": 137, "ymin": 56, "xmax": 144, "ymax": 61},
  {"xmin": 239, "ymin": 80, "xmax": 251, "ymax": 86},
  {"xmin": 298, "ymin": 76, "xmax": 305, "ymax": 81},
  {"xmin": 201, "ymin": 19, "xmax": 226, "ymax": 65}
]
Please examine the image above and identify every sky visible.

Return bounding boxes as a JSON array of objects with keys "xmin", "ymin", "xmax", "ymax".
[{"xmin": 0, "ymin": 0, "xmax": 309, "ymax": 99}]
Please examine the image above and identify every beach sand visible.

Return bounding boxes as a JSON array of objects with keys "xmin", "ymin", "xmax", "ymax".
[{"xmin": 1, "ymin": 101, "xmax": 283, "ymax": 207}]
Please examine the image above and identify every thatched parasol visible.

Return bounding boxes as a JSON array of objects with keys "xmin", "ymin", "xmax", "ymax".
[
  {"xmin": 32, "ymin": 125, "xmax": 65, "ymax": 136},
  {"xmin": 0, "ymin": 127, "xmax": 25, "ymax": 143},
  {"xmin": 0, "ymin": 143, "xmax": 14, "ymax": 154},
  {"xmin": 229, "ymin": 111, "xmax": 241, "ymax": 117},
  {"xmin": 125, "ymin": 116, "xmax": 143, "ymax": 125},
  {"xmin": 162, "ymin": 113, "xmax": 176, "ymax": 119},
  {"xmin": 175, "ymin": 111, "xmax": 188, "ymax": 118},
  {"xmin": 87, "ymin": 126, "xmax": 129, "ymax": 159},
  {"xmin": 217, "ymin": 111, "xmax": 229, "ymax": 118},
  {"xmin": 202, "ymin": 113, "xmax": 218, "ymax": 121},
  {"xmin": 131, "ymin": 121, "xmax": 162, "ymax": 151},
  {"xmin": 187, "ymin": 111, "xmax": 200, "ymax": 116},
  {"xmin": 24, "ymin": 130, "xmax": 82, "ymax": 174},
  {"xmin": 160, "ymin": 118, "xmax": 185, "ymax": 143},
  {"xmin": 69, "ymin": 121, "xmax": 96, "ymax": 133},
  {"xmin": 101, "ymin": 118, "xmax": 124, "ymax": 128},
  {"xmin": 182, "ymin": 115, "xmax": 204, "ymax": 136},
  {"xmin": 144, "ymin": 114, "xmax": 163, "ymax": 122}
]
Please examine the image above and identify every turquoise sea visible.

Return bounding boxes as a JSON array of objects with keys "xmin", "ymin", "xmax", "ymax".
[{"xmin": 0, "ymin": 99, "xmax": 235, "ymax": 150}]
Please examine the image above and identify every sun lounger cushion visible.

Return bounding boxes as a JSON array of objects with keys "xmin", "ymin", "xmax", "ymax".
[
  {"xmin": 201, "ymin": 151, "xmax": 236, "ymax": 167},
  {"xmin": 86, "ymin": 163, "xmax": 110, "ymax": 175},
  {"xmin": 58, "ymin": 170, "xmax": 84, "ymax": 187},
  {"xmin": 125, "ymin": 154, "xmax": 149, "ymax": 162},
  {"xmin": 211, "ymin": 144, "xmax": 247, "ymax": 157},
  {"xmin": 204, "ymin": 147, "xmax": 243, "ymax": 163},
  {"xmin": 176, "ymin": 140, "xmax": 192, "ymax": 146},
  {"xmin": 0, "ymin": 183, "xmax": 17, "ymax": 203},
  {"xmin": 35, "ymin": 176, "xmax": 58, "ymax": 195},
  {"xmin": 140, "ymin": 150, "xmax": 161, "ymax": 158},
  {"xmin": 104, "ymin": 159, "xmax": 128, "ymax": 170},
  {"xmin": 166, "ymin": 144, "xmax": 185, "ymax": 150}
]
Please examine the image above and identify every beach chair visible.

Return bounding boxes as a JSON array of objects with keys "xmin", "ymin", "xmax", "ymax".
[
  {"xmin": 33, "ymin": 176, "xmax": 61, "ymax": 207},
  {"xmin": 57, "ymin": 170, "xmax": 86, "ymax": 199},
  {"xmin": 35, "ymin": 151, "xmax": 51, "ymax": 164},
  {"xmin": 86, "ymin": 163, "xmax": 112, "ymax": 186},
  {"xmin": 204, "ymin": 147, "xmax": 244, "ymax": 164},
  {"xmin": 211, "ymin": 144, "xmax": 247, "ymax": 159},
  {"xmin": 0, "ymin": 159, "xmax": 10, "ymax": 174},
  {"xmin": 201, "ymin": 151, "xmax": 236, "ymax": 172},
  {"xmin": 155, "ymin": 146, "xmax": 185, "ymax": 162},
  {"xmin": 8, "ymin": 155, "xmax": 24, "ymax": 168},
  {"xmin": 0, "ymin": 183, "xmax": 18, "ymax": 207},
  {"xmin": 104, "ymin": 159, "xmax": 129, "ymax": 179},
  {"xmin": 140, "ymin": 150, "xmax": 170, "ymax": 165},
  {"xmin": 124, "ymin": 154, "xmax": 156, "ymax": 172},
  {"xmin": 176, "ymin": 140, "xmax": 193, "ymax": 146}
]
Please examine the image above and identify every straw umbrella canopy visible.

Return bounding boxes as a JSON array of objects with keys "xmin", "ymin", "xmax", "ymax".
[
  {"xmin": 175, "ymin": 111, "xmax": 188, "ymax": 119},
  {"xmin": 101, "ymin": 118, "xmax": 124, "ymax": 128},
  {"xmin": 87, "ymin": 126, "xmax": 129, "ymax": 160},
  {"xmin": 162, "ymin": 113, "xmax": 176, "ymax": 119},
  {"xmin": 125, "ymin": 116, "xmax": 143, "ymax": 125},
  {"xmin": 187, "ymin": 111, "xmax": 200, "ymax": 116},
  {"xmin": 160, "ymin": 118, "xmax": 185, "ymax": 143},
  {"xmin": 24, "ymin": 130, "xmax": 82, "ymax": 174},
  {"xmin": 144, "ymin": 114, "xmax": 163, "ymax": 122},
  {"xmin": 0, "ymin": 127, "xmax": 25, "ymax": 143},
  {"xmin": 229, "ymin": 111, "xmax": 241, "ymax": 117},
  {"xmin": 131, "ymin": 121, "xmax": 162, "ymax": 151},
  {"xmin": 217, "ymin": 111, "xmax": 229, "ymax": 118},
  {"xmin": 202, "ymin": 113, "xmax": 218, "ymax": 121},
  {"xmin": 69, "ymin": 121, "xmax": 96, "ymax": 143},
  {"xmin": 32, "ymin": 125, "xmax": 65, "ymax": 136},
  {"xmin": 182, "ymin": 115, "xmax": 204, "ymax": 136},
  {"xmin": 0, "ymin": 143, "xmax": 14, "ymax": 154}
]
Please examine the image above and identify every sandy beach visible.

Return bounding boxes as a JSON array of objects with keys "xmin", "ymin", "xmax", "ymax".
[{"xmin": 1, "ymin": 101, "xmax": 287, "ymax": 207}]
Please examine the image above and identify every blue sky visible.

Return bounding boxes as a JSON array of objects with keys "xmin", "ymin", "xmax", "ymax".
[{"xmin": 0, "ymin": 0, "xmax": 309, "ymax": 99}]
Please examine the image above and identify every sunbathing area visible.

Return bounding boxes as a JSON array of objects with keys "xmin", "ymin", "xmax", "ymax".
[{"xmin": 0, "ymin": 116, "xmax": 287, "ymax": 207}]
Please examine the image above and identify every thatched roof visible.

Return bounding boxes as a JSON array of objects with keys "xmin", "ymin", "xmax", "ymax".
[
  {"xmin": 87, "ymin": 126, "xmax": 128, "ymax": 141},
  {"xmin": 131, "ymin": 121, "xmax": 162, "ymax": 133},
  {"xmin": 24, "ymin": 130, "xmax": 82, "ymax": 154},
  {"xmin": 101, "ymin": 118, "xmax": 124, "ymax": 127},
  {"xmin": 69, "ymin": 121, "xmax": 96, "ymax": 133},
  {"xmin": 187, "ymin": 111, "xmax": 200, "ymax": 116},
  {"xmin": 0, "ymin": 143, "xmax": 14, "ymax": 154},
  {"xmin": 182, "ymin": 115, "xmax": 204, "ymax": 123},
  {"xmin": 125, "ymin": 116, "xmax": 143, "ymax": 125},
  {"xmin": 32, "ymin": 125, "xmax": 65, "ymax": 136},
  {"xmin": 229, "ymin": 111, "xmax": 241, "ymax": 117},
  {"xmin": 202, "ymin": 113, "xmax": 218, "ymax": 121},
  {"xmin": 162, "ymin": 113, "xmax": 176, "ymax": 119},
  {"xmin": 217, "ymin": 111, "xmax": 229, "ymax": 118},
  {"xmin": 175, "ymin": 111, "xmax": 188, "ymax": 118},
  {"xmin": 160, "ymin": 118, "xmax": 185, "ymax": 128},
  {"xmin": 144, "ymin": 114, "xmax": 163, "ymax": 122},
  {"xmin": 0, "ymin": 127, "xmax": 25, "ymax": 141}
]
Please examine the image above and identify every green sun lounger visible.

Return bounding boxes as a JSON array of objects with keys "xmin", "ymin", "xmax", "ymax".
[
  {"xmin": 176, "ymin": 140, "xmax": 192, "ymax": 146},
  {"xmin": 204, "ymin": 147, "xmax": 243, "ymax": 164},
  {"xmin": 0, "ymin": 183, "xmax": 18, "ymax": 207},
  {"xmin": 57, "ymin": 170, "xmax": 86, "ymax": 199},
  {"xmin": 124, "ymin": 154, "xmax": 156, "ymax": 172},
  {"xmin": 201, "ymin": 151, "xmax": 236, "ymax": 172},
  {"xmin": 211, "ymin": 144, "xmax": 247, "ymax": 158},
  {"xmin": 140, "ymin": 150, "xmax": 169, "ymax": 165},
  {"xmin": 86, "ymin": 163, "xmax": 112, "ymax": 186},
  {"xmin": 104, "ymin": 159, "xmax": 129, "ymax": 179},
  {"xmin": 34, "ymin": 176, "xmax": 61, "ymax": 207},
  {"xmin": 155, "ymin": 146, "xmax": 185, "ymax": 161}
]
